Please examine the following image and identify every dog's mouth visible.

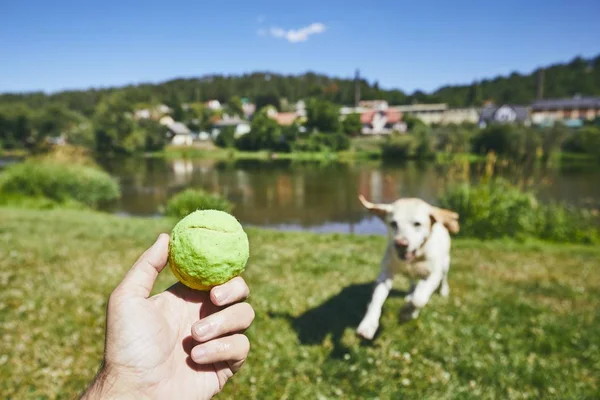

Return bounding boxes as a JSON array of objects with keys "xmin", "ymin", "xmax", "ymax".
[{"xmin": 396, "ymin": 248, "xmax": 417, "ymax": 261}]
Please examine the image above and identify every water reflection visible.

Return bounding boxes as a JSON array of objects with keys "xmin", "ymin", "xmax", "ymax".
[{"xmin": 97, "ymin": 157, "xmax": 600, "ymax": 235}]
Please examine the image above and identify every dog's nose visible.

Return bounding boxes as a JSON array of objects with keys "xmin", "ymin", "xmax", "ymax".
[{"xmin": 394, "ymin": 238, "xmax": 409, "ymax": 248}]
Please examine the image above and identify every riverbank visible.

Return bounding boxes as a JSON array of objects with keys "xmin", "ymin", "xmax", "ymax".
[
  {"xmin": 1, "ymin": 207, "xmax": 598, "ymax": 399},
  {"xmin": 147, "ymin": 144, "xmax": 486, "ymax": 164}
]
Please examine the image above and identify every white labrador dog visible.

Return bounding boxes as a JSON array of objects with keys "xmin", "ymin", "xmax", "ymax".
[{"xmin": 356, "ymin": 195, "xmax": 460, "ymax": 340}]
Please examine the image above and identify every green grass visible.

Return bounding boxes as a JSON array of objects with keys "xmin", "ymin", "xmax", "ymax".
[{"xmin": 1, "ymin": 208, "xmax": 599, "ymax": 399}]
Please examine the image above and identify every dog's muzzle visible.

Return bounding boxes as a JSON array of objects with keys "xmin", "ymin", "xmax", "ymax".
[{"xmin": 394, "ymin": 238, "xmax": 416, "ymax": 261}]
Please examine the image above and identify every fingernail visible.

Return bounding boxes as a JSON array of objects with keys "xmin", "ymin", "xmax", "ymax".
[
  {"xmin": 194, "ymin": 321, "xmax": 213, "ymax": 340},
  {"xmin": 213, "ymin": 288, "xmax": 229, "ymax": 304},
  {"xmin": 192, "ymin": 346, "xmax": 208, "ymax": 361}
]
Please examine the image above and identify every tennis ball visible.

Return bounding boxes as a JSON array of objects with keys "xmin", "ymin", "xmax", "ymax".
[{"xmin": 169, "ymin": 209, "xmax": 249, "ymax": 291}]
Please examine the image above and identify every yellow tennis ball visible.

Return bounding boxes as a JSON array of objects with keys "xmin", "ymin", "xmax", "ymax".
[{"xmin": 169, "ymin": 210, "xmax": 249, "ymax": 290}]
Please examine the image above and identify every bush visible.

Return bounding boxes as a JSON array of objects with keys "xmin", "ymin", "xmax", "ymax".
[
  {"xmin": 413, "ymin": 126, "xmax": 435, "ymax": 160},
  {"xmin": 292, "ymin": 132, "xmax": 349, "ymax": 152},
  {"xmin": 215, "ymin": 126, "xmax": 236, "ymax": 148},
  {"xmin": 33, "ymin": 145, "xmax": 98, "ymax": 167},
  {"xmin": 432, "ymin": 125, "xmax": 476, "ymax": 153},
  {"xmin": 471, "ymin": 125, "xmax": 518, "ymax": 157},
  {"xmin": 561, "ymin": 126, "xmax": 600, "ymax": 160},
  {"xmin": 439, "ymin": 179, "xmax": 599, "ymax": 244},
  {"xmin": 0, "ymin": 160, "xmax": 120, "ymax": 208},
  {"xmin": 381, "ymin": 135, "xmax": 415, "ymax": 161},
  {"xmin": 165, "ymin": 189, "xmax": 233, "ymax": 219}
]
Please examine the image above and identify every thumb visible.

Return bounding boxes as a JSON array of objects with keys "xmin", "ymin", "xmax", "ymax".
[{"xmin": 117, "ymin": 233, "xmax": 170, "ymax": 298}]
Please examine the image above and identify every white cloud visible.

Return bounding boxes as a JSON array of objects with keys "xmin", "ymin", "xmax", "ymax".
[{"xmin": 266, "ymin": 23, "xmax": 326, "ymax": 43}]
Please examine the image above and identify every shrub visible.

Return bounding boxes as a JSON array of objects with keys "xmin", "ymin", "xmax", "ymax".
[
  {"xmin": 215, "ymin": 126, "xmax": 236, "ymax": 148},
  {"xmin": 292, "ymin": 132, "xmax": 350, "ymax": 152},
  {"xmin": 432, "ymin": 125, "xmax": 476, "ymax": 153},
  {"xmin": 413, "ymin": 126, "xmax": 435, "ymax": 160},
  {"xmin": 561, "ymin": 126, "xmax": 600, "ymax": 160},
  {"xmin": 534, "ymin": 204, "xmax": 599, "ymax": 244},
  {"xmin": 381, "ymin": 135, "xmax": 415, "ymax": 161},
  {"xmin": 471, "ymin": 125, "xmax": 518, "ymax": 157},
  {"xmin": 439, "ymin": 179, "xmax": 599, "ymax": 244},
  {"xmin": 0, "ymin": 160, "xmax": 120, "ymax": 208},
  {"xmin": 165, "ymin": 189, "xmax": 233, "ymax": 219},
  {"xmin": 33, "ymin": 145, "xmax": 98, "ymax": 167}
]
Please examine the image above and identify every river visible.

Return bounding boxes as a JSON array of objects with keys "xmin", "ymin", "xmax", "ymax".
[{"xmin": 97, "ymin": 157, "xmax": 600, "ymax": 235}]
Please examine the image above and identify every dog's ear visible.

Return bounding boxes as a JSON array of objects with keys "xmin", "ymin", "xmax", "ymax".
[
  {"xmin": 358, "ymin": 194, "xmax": 391, "ymax": 219},
  {"xmin": 430, "ymin": 206, "xmax": 460, "ymax": 234}
]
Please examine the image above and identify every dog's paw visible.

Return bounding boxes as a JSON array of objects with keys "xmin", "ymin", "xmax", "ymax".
[
  {"xmin": 440, "ymin": 284, "xmax": 450, "ymax": 297},
  {"xmin": 356, "ymin": 321, "xmax": 378, "ymax": 340},
  {"xmin": 399, "ymin": 302, "xmax": 420, "ymax": 322}
]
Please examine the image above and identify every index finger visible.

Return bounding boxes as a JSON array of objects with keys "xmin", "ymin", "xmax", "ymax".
[{"xmin": 210, "ymin": 276, "xmax": 249, "ymax": 306}]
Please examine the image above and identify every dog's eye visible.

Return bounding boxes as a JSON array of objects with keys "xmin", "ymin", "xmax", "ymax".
[
  {"xmin": 413, "ymin": 221, "xmax": 422, "ymax": 228},
  {"xmin": 390, "ymin": 221, "xmax": 398, "ymax": 229}
]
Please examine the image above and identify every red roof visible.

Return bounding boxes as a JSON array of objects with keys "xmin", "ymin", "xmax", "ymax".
[
  {"xmin": 386, "ymin": 110, "xmax": 402, "ymax": 124},
  {"xmin": 273, "ymin": 112, "xmax": 298, "ymax": 126},
  {"xmin": 360, "ymin": 110, "xmax": 402, "ymax": 124},
  {"xmin": 360, "ymin": 111, "xmax": 375, "ymax": 124}
]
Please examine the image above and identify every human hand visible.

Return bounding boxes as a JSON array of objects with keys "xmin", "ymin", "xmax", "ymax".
[{"xmin": 82, "ymin": 234, "xmax": 254, "ymax": 400}]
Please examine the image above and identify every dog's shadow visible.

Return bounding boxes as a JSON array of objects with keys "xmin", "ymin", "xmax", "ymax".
[{"xmin": 269, "ymin": 282, "xmax": 408, "ymax": 358}]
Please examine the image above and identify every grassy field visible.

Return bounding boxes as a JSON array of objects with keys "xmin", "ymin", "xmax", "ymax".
[{"xmin": 1, "ymin": 208, "xmax": 599, "ymax": 399}]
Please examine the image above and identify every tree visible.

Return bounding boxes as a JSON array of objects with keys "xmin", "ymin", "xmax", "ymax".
[
  {"xmin": 226, "ymin": 96, "xmax": 244, "ymax": 118},
  {"xmin": 0, "ymin": 103, "xmax": 39, "ymax": 149},
  {"xmin": 472, "ymin": 125, "xmax": 520, "ymax": 158},
  {"xmin": 139, "ymin": 119, "xmax": 168, "ymax": 151},
  {"xmin": 214, "ymin": 126, "xmax": 236, "ymax": 148},
  {"xmin": 36, "ymin": 104, "xmax": 89, "ymax": 141},
  {"xmin": 255, "ymin": 93, "xmax": 281, "ymax": 111},
  {"xmin": 403, "ymin": 114, "xmax": 426, "ymax": 131},
  {"xmin": 305, "ymin": 98, "xmax": 340, "ymax": 133},
  {"xmin": 93, "ymin": 93, "xmax": 144, "ymax": 154},
  {"xmin": 342, "ymin": 113, "xmax": 362, "ymax": 135},
  {"xmin": 235, "ymin": 110, "xmax": 282, "ymax": 151}
]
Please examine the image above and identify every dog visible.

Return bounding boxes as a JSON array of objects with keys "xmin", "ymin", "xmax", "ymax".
[{"xmin": 356, "ymin": 195, "xmax": 460, "ymax": 340}]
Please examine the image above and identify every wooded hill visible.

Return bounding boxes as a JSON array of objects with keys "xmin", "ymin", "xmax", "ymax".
[{"xmin": 1, "ymin": 54, "xmax": 599, "ymax": 116}]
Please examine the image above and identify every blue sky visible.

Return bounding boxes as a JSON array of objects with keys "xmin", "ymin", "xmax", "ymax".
[{"xmin": 1, "ymin": 0, "xmax": 599, "ymax": 94}]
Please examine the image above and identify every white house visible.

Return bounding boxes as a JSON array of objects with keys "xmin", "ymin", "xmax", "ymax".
[
  {"xmin": 478, "ymin": 105, "xmax": 530, "ymax": 127},
  {"xmin": 167, "ymin": 122, "xmax": 193, "ymax": 146},
  {"xmin": 206, "ymin": 100, "xmax": 222, "ymax": 110},
  {"xmin": 361, "ymin": 109, "xmax": 406, "ymax": 135},
  {"xmin": 212, "ymin": 118, "xmax": 251, "ymax": 138},
  {"xmin": 159, "ymin": 115, "xmax": 175, "ymax": 126},
  {"xmin": 392, "ymin": 104, "xmax": 448, "ymax": 125}
]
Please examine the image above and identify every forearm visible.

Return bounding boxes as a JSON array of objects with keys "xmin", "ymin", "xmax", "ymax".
[{"xmin": 81, "ymin": 363, "xmax": 140, "ymax": 400}]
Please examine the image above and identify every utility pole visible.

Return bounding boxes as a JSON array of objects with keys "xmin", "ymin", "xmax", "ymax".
[
  {"xmin": 354, "ymin": 68, "xmax": 361, "ymax": 107},
  {"xmin": 536, "ymin": 68, "xmax": 545, "ymax": 100}
]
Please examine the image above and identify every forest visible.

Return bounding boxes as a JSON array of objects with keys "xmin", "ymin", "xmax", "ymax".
[{"xmin": 1, "ymin": 54, "xmax": 599, "ymax": 117}]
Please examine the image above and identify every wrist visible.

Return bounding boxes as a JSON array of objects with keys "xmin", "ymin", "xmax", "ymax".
[{"xmin": 81, "ymin": 363, "xmax": 139, "ymax": 400}]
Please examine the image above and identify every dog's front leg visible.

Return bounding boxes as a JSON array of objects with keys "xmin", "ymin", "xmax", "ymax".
[
  {"xmin": 407, "ymin": 270, "xmax": 443, "ymax": 318},
  {"xmin": 357, "ymin": 270, "xmax": 393, "ymax": 340}
]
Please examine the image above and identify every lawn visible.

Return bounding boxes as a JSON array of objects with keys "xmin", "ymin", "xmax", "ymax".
[{"xmin": 0, "ymin": 208, "xmax": 599, "ymax": 399}]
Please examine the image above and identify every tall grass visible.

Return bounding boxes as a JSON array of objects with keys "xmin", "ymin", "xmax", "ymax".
[
  {"xmin": 165, "ymin": 188, "xmax": 233, "ymax": 218},
  {"xmin": 439, "ymin": 179, "xmax": 599, "ymax": 244},
  {"xmin": 0, "ymin": 160, "xmax": 120, "ymax": 208}
]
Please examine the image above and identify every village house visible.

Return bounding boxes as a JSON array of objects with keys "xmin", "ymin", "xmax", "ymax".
[
  {"xmin": 206, "ymin": 100, "xmax": 222, "ymax": 110},
  {"xmin": 478, "ymin": 104, "xmax": 530, "ymax": 127},
  {"xmin": 440, "ymin": 107, "xmax": 480, "ymax": 125},
  {"xmin": 531, "ymin": 96, "xmax": 600, "ymax": 126},
  {"xmin": 212, "ymin": 117, "xmax": 251, "ymax": 138},
  {"xmin": 361, "ymin": 109, "xmax": 405, "ymax": 135},
  {"xmin": 159, "ymin": 115, "xmax": 175, "ymax": 126},
  {"xmin": 391, "ymin": 104, "xmax": 448, "ymax": 125},
  {"xmin": 166, "ymin": 122, "xmax": 193, "ymax": 146},
  {"xmin": 133, "ymin": 104, "xmax": 172, "ymax": 121}
]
